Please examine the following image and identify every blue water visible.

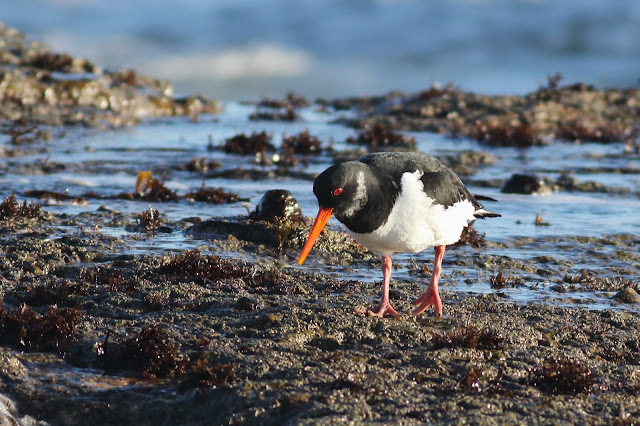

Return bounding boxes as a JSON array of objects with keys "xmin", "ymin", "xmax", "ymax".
[
  {"xmin": 3, "ymin": 0, "xmax": 640, "ymax": 100},
  {"xmin": 2, "ymin": 103, "xmax": 638, "ymax": 312}
]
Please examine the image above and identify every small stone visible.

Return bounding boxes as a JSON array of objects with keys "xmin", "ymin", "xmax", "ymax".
[
  {"xmin": 250, "ymin": 189, "xmax": 304, "ymax": 223},
  {"xmin": 613, "ymin": 287, "xmax": 640, "ymax": 304},
  {"xmin": 97, "ymin": 204, "xmax": 117, "ymax": 213},
  {"xmin": 247, "ymin": 313, "xmax": 280, "ymax": 329},
  {"xmin": 501, "ymin": 173, "xmax": 552, "ymax": 195},
  {"xmin": 287, "ymin": 392, "xmax": 311, "ymax": 405},
  {"xmin": 309, "ymin": 337, "xmax": 341, "ymax": 351},
  {"xmin": 234, "ymin": 296, "xmax": 262, "ymax": 311}
]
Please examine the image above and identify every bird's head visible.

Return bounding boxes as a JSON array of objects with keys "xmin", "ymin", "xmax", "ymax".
[
  {"xmin": 313, "ymin": 162, "xmax": 368, "ymax": 217},
  {"xmin": 298, "ymin": 162, "xmax": 368, "ymax": 265}
]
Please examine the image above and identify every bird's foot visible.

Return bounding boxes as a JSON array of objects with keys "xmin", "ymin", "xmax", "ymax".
[
  {"xmin": 355, "ymin": 302, "xmax": 401, "ymax": 319},
  {"xmin": 411, "ymin": 289, "xmax": 442, "ymax": 316}
]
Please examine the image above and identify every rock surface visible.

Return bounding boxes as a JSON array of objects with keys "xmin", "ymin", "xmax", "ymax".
[{"xmin": 1, "ymin": 22, "xmax": 639, "ymax": 425}]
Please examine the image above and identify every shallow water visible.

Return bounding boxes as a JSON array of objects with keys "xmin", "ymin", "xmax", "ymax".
[{"xmin": 2, "ymin": 103, "xmax": 639, "ymax": 312}]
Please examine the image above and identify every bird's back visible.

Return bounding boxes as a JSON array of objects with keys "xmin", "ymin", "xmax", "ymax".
[{"xmin": 360, "ymin": 152, "xmax": 481, "ymax": 210}]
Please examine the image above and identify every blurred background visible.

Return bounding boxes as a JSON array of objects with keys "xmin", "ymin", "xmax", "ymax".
[{"xmin": 2, "ymin": 0, "xmax": 640, "ymax": 101}]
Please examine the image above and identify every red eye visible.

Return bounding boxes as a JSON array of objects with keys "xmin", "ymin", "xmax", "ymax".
[{"xmin": 332, "ymin": 187, "xmax": 343, "ymax": 196}]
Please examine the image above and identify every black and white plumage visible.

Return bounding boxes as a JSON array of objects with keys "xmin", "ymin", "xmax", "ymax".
[{"xmin": 298, "ymin": 152, "xmax": 500, "ymax": 319}]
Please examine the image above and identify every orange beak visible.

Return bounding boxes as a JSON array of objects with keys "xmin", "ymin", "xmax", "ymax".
[{"xmin": 297, "ymin": 207, "xmax": 334, "ymax": 265}]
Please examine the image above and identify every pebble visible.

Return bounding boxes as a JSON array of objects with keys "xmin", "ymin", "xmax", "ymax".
[{"xmin": 613, "ymin": 287, "xmax": 640, "ymax": 304}]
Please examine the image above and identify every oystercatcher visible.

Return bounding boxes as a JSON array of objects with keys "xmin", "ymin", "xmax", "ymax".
[{"xmin": 297, "ymin": 152, "xmax": 500, "ymax": 319}]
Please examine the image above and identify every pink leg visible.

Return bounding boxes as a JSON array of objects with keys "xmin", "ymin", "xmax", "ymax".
[
  {"xmin": 356, "ymin": 255, "xmax": 401, "ymax": 319},
  {"xmin": 411, "ymin": 245, "xmax": 444, "ymax": 316}
]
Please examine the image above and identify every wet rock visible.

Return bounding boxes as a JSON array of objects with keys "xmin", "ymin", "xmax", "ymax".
[
  {"xmin": 187, "ymin": 217, "xmax": 294, "ymax": 247},
  {"xmin": 0, "ymin": 22, "xmax": 221, "ymax": 135},
  {"xmin": 0, "ymin": 209, "xmax": 639, "ymax": 425},
  {"xmin": 501, "ymin": 173, "xmax": 552, "ymax": 195},
  {"xmin": 0, "ymin": 348, "xmax": 26, "ymax": 379},
  {"xmin": 249, "ymin": 104, "xmax": 298, "ymax": 121},
  {"xmin": 249, "ymin": 190, "xmax": 305, "ymax": 224},
  {"xmin": 234, "ymin": 296, "xmax": 262, "ymax": 311},
  {"xmin": 555, "ymin": 173, "xmax": 630, "ymax": 194},
  {"xmin": 181, "ymin": 156, "xmax": 222, "ymax": 172},
  {"xmin": 613, "ymin": 288, "xmax": 640, "ymax": 304},
  {"xmin": 0, "ymin": 393, "xmax": 44, "ymax": 426},
  {"xmin": 334, "ymin": 78, "xmax": 640, "ymax": 147},
  {"xmin": 186, "ymin": 215, "xmax": 356, "ymax": 254},
  {"xmin": 247, "ymin": 313, "xmax": 280, "ymax": 329},
  {"xmin": 438, "ymin": 150, "xmax": 496, "ymax": 176},
  {"xmin": 309, "ymin": 337, "xmax": 342, "ymax": 351}
]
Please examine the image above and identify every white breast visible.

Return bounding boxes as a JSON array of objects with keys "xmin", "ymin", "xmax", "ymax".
[{"xmin": 347, "ymin": 170, "xmax": 476, "ymax": 256}]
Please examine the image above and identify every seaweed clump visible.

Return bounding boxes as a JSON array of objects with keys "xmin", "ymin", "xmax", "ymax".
[
  {"xmin": 471, "ymin": 119, "xmax": 540, "ymax": 147},
  {"xmin": 23, "ymin": 189, "xmax": 87, "ymax": 205},
  {"xmin": 249, "ymin": 93, "xmax": 307, "ymax": 121},
  {"xmin": 157, "ymin": 250, "xmax": 289, "ymax": 293},
  {"xmin": 26, "ymin": 51, "xmax": 79, "ymax": 72},
  {"xmin": 157, "ymin": 250, "xmax": 249, "ymax": 282},
  {"xmin": 0, "ymin": 194, "xmax": 42, "ymax": 219},
  {"xmin": 23, "ymin": 279, "xmax": 84, "ymax": 308},
  {"xmin": 256, "ymin": 92, "xmax": 309, "ymax": 109},
  {"xmin": 99, "ymin": 325, "xmax": 188, "ymax": 379},
  {"xmin": 183, "ymin": 183, "xmax": 243, "ymax": 204},
  {"xmin": 0, "ymin": 300, "xmax": 82, "ymax": 355},
  {"xmin": 346, "ymin": 122, "xmax": 416, "ymax": 149},
  {"xmin": 137, "ymin": 206, "xmax": 162, "ymax": 230},
  {"xmin": 431, "ymin": 324, "xmax": 504, "ymax": 350},
  {"xmin": 282, "ymin": 129, "xmax": 323, "ymax": 155},
  {"xmin": 557, "ymin": 119, "xmax": 625, "ymax": 143},
  {"xmin": 223, "ymin": 131, "xmax": 275, "ymax": 155},
  {"xmin": 454, "ymin": 223, "xmax": 486, "ymax": 248},
  {"xmin": 490, "ymin": 271, "xmax": 526, "ymax": 289},
  {"xmin": 440, "ymin": 367, "xmax": 513, "ymax": 397},
  {"xmin": 80, "ymin": 268, "xmax": 138, "ymax": 293},
  {"xmin": 417, "ymin": 83, "xmax": 458, "ymax": 101},
  {"xmin": 562, "ymin": 270, "xmax": 639, "ymax": 292},
  {"xmin": 0, "ymin": 119, "xmax": 42, "ymax": 145},
  {"xmin": 133, "ymin": 172, "xmax": 178, "ymax": 202},
  {"xmin": 528, "ymin": 357, "xmax": 595, "ymax": 394},
  {"xmin": 534, "ymin": 214, "xmax": 551, "ymax": 227},
  {"xmin": 181, "ymin": 157, "xmax": 221, "ymax": 172},
  {"xmin": 180, "ymin": 359, "xmax": 236, "ymax": 389},
  {"xmin": 328, "ymin": 372, "xmax": 367, "ymax": 394}
]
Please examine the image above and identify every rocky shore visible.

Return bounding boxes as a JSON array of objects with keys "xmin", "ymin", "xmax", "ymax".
[{"xmin": 1, "ymin": 22, "xmax": 639, "ymax": 425}]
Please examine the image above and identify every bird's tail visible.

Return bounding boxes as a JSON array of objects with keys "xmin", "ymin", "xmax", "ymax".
[
  {"xmin": 472, "ymin": 194, "xmax": 501, "ymax": 218},
  {"xmin": 474, "ymin": 209, "xmax": 501, "ymax": 219},
  {"xmin": 473, "ymin": 194, "xmax": 498, "ymax": 202}
]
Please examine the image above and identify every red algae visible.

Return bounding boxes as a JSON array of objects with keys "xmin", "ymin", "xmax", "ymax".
[
  {"xmin": 0, "ymin": 194, "xmax": 42, "ymax": 219},
  {"xmin": 0, "ymin": 300, "xmax": 81, "ymax": 355},
  {"xmin": 222, "ymin": 131, "xmax": 276, "ymax": 155},
  {"xmin": 431, "ymin": 324, "xmax": 504, "ymax": 350},
  {"xmin": 528, "ymin": 358, "xmax": 595, "ymax": 394}
]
